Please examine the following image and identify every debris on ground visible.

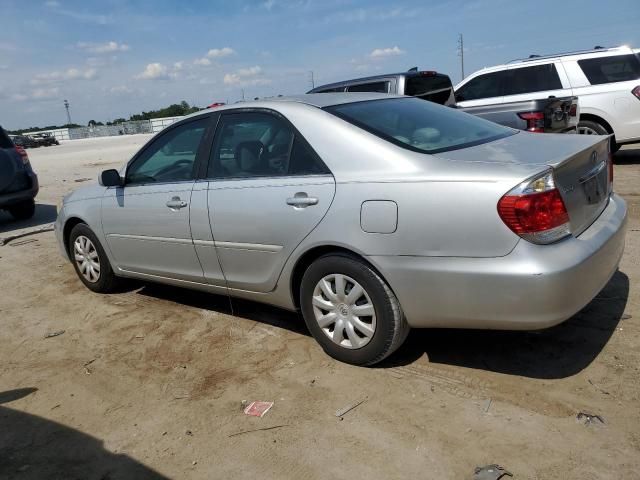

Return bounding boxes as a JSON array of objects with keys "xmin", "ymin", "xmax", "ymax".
[
  {"xmin": 0, "ymin": 224, "xmax": 55, "ymax": 247},
  {"xmin": 186, "ymin": 430, "xmax": 193, "ymax": 436},
  {"xmin": 335, "ymin": 397, "xmax": 367, "ymax": 418},
  {"xmin": 228, "ymin": 424, "xmax": 289, "ymax": 438},
  {"xmin": 9, "ymin": 238, "xmax": 39, "ymax": 247},
  {"xmin": 588, "ymin": 379, "xmax": 610, "ymax": 396},
  {"xmin": 244, "ymin": 401, "xmax": 274, "ymax": 417},
  {"xmin": 473, "ymin": 464, "xmax": 513, "ymax": 480},
  {"xmin": 44, "ymin": 330, "xmax": 65, "ymax": 339},
  {"xmin": 621, "ymin": 314, "xmax": 632, "ymax": 320},
  {"xmin": 483, "ymin": 398, "xmax": 492, "ymax": 413},
  {"xmin": 74, "ymin": 177, "xmax": 91, "ymax": 183},
  {"xmin": 577, "ymin": 411, "xmax": 605, "ymax": 425}
]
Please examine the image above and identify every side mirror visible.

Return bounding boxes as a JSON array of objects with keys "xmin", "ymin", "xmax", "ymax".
[{"xmin": 100, "ymin": 169, "xmax": 123, "ymax": 187}]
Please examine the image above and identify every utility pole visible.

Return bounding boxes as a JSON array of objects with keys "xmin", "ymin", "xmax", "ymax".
[
  {"xmin": 309, "ymin": 70, "xmax": 315, "ymax": 89},
  {"xmin": 457, "ymin": 34, "xmax": 465, "ymax": 81},
  {"xmin": 63, "ymin": 99, "xmax": 72, "ymax": 125}
]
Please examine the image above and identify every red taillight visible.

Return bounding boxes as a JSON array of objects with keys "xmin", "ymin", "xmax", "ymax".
[
  {"xmin": 518, "ymin": 111, "xmax": 545, "ymax": 133},
  {"xmin": 14, "ymin": 146, "xmax": 29, "ymax": 164},
  {"xmin": 632, "ymin": 86, "xmax": 640, "ymax": 100},
  {"xmin": 608, "ymin": 151, "xmax": 614, "ymax": 188},
  {"xmin": 497, "ymin": 170, "xmax": 571, "ymax": 244},
  {"xmin": 569, "ymin": 103, "xmax": 578, "ymax": 117}
]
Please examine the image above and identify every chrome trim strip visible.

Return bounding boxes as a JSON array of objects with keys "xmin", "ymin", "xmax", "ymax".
[
  {"xmin": 107, "ymin": 234, "xmax": 193, "ymax": 245},
  {"xmin": 214, "ymin": 241, "xmax": 283, "ymax": 252},
  {"xmin": 109, "ymin": 234, "xmax": 283, "ymax": 252},
  {"xmin": 579, "ymin": 161, "xmax": 606, "ymax": 184}
]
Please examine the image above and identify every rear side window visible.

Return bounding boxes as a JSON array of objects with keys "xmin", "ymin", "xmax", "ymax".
[
  {"xmin": 326, "ymin": 97, "xmax": 514, "ymax": 154},
  {"xmin": 347, "ymin": 81, "xmax": 389, "ymax": 93},
  {"xmin": 578, "ymin": 54, "xmax": 640, "ymax": 85},
  {"xmin": 208, "ymin": 112, "xmax": 328, "ymax": 179},
  {"xmin": 503, "ymin": 64, "xmax": 562, "ymax": 95},
  {"xmin": 0, "ymin": 128, "xmax": 13, "ymax": 149},
  {"xmin": 455, "ymin": 71, "xmax": 504, "ymax": 101}
]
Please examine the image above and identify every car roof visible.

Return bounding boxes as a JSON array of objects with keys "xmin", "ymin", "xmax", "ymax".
[
  {"xmin": 460, "ymin": 45, "xmax": 635, "ymax": 79},
  {"xmin": 186, "ymin": 92, "xmax": 404, "ymax": 119},
  {"xmin": 308, "ymin": 71, "xmax": 449, "ymax": 93}
]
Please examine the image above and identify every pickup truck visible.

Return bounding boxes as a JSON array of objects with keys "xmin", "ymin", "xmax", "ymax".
[{"xmin": 309, "ymin": 69, "xmax": 579, "ymax": 134}]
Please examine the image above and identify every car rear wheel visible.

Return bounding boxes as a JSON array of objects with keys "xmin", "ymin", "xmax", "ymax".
[
  {"xmin": 577, "ymin": 120, "xmax": 620, "ymax": 153},
  {"xmin": 68, "ymin": 223, "xmax": 120, "ymax": 293},
  {"xmin": 8, "ymin": 199, "xmax": 35, "ymax": 220},
  {"xmin": 300, "ymin": 254, "xmax": 409, "ymax": 366}
]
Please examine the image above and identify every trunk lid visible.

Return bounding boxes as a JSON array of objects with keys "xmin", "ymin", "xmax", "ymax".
[{"xmin": 436, "ymin": 132, "xmax": 612, "ymax": 236}]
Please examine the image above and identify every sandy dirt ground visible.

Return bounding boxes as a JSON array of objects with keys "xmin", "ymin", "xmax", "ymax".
[{"xmin": 1, "ymin": 136, "xmax": 639, "ymax": 480}]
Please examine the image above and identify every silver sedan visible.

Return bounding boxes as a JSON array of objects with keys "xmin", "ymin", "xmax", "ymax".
[{"xmin": 55, "ymin": 93, "xmax": 627, "ymax": 365}]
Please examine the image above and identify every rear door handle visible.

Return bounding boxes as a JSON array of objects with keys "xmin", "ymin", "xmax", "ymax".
[
  {"xmin": 286, "ymin": 193, "xmax": 319, "ymax": 208},
  {"xmin": 166, "ymin": 196, "xmax": 188, "ymax": 210}
]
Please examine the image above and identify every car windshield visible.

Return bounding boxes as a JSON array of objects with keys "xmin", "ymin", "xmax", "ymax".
[{"xmin": 325, "ymin": 97, "xmax": 515, "ymax": 154}]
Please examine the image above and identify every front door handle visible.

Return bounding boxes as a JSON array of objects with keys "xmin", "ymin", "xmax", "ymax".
[
  {"xmin": 166, "ymin": 196, "xmax": 188, "ymax": 210},
  {"xmin": 286, "ymin": 193, "xmax": 319, "ymax": 208}
]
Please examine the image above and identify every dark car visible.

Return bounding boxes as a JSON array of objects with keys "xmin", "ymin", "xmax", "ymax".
[
  {"xmin": 1, "ymin": 126, "xmax": 39, "ymax": 220},
  {"xmin": 11, "ymin": 134, "xmax": 40, "ymax": 149},
  {"xmin": 31, "ymin": 132, "xmax": 59, "ymax": 147},
  {"xmin": 310, "ymin": 68, "xmax": 579, "ymax": 134},
  {"xmin": 309, "ymin": 69, "xmax": 457, "ymax": 106}
]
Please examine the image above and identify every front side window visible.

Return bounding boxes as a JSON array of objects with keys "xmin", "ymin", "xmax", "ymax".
[
  {"xmin": 326, "ymin": 97, "xmax": 515, "ymax": 154},
  {"xmin": 503, "ymin": 64, "xmax": 562, "ymax": 95},
  {"xmin": 208, "ymin": 112, "xmax": 327, "ymax": 179},
  {"xmin": 347, "ymin": 81, "xmax": 389, "ymax": 93},
  {"xmin": 455, "ymin": 71, "xmax": 504, "ymax": 101},
  {"xmin": 126, "ymin": 118, "xmax": 208, "ymax": 184},
  {"xmin": 578, "ymin": 54, "xmax": 640, "ymax": 85}
]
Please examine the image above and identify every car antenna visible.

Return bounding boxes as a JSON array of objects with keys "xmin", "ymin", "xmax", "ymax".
[{"xmin": 407, "ymin": 67, "xmax": 418, "ymax": 72}]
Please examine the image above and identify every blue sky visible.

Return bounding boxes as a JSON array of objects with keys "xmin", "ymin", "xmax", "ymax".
[{"xmin": 1, "ymin": 0, "xmax": 638, "ymax": 130}]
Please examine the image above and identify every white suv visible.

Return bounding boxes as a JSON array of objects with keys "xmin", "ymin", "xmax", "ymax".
[{"xmin": 455, "ymin": 46, "xmax": 640, "ymax": 150}]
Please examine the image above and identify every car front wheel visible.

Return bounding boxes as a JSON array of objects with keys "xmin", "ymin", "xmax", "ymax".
[
  {"xmin": 300, "ymin": 254, "xmax": 409, "ymax": 366},
  {"xmin": 68, "ymin": 223, "xmax": 120, "ymax": 293},
  {"xmin": 8, "ymin": 199, "xmax": 35, "ymax": 220}
]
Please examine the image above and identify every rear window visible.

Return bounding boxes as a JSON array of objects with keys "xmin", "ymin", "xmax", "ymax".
[
  {"xmin": 0, "ymin": 128, "xmax": 14, "ymax": 149},
  {"xmin": 578, "ymin": 54, "xmax": 640, "ymax": 85},
  {"xmin": 346, "ymin": 81, "xmax": 389, "ymax": 93},
  {"xmin": 503, "ymin": 64, "xmax": 562, "ymax": 95},
  {"xmin": 405, "ymin": 75, "xmax": 452, "ymax": 96},
  {"xmin": 325, "ymin": 97, "xmax": 515, "ymax": 154}
]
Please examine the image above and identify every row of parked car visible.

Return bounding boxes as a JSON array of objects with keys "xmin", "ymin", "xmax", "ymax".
[
  {"xmin": 310, "ymin": 45, "xmax": 640, "ymax": 150},
  {"xmin": 9, "ymin": 132, "xmax": 60, "ymax": 149}
]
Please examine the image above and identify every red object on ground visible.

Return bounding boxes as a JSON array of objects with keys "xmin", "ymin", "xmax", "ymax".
[{"xmin": 243, "ymin": 401, "xmax": 273, "ymax": 417}]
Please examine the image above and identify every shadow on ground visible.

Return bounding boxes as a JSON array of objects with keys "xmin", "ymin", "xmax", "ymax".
[
  {"xmin": 134, "ymin": 269, "xmax": 627, "ymax": 380},
  {"xmin": 614, "ymin": 147, "xmax": 640, "ymax": 165},
  {"xmin": 0, "ymin": 388, "xmax": 168, "ymax": 480},
  {"xmin": 384, "ymin": 270, "xmax": 629, "ymax": 379},
  {"xmin": 0, "ymin": 203, "xmax": 57, "ymax": 234},
  {"xmin": 137, "ymin": 283, "xmax": 310, "ymax": 337}
]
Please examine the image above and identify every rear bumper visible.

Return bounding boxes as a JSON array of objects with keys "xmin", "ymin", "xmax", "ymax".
[
  {"xmin": 370, "ymin": 193, "xmax": 627, "ymax": 330},
  {"xmin": 0, "ymin": 173, "xmax": 39, "ymax": 208}
]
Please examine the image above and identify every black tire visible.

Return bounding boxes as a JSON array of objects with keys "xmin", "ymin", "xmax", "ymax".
[
  {"xmin": 300, "ymin": 254, "xmax": 409, "ymax": 366},
  {"xmin": 578, "ymin": 120, "xmax": 608, "ymax": 136},
  {"xmin": 68, "ymin": 223, "xmax": 121, "ymax": 293},
  {"xmin": 8, "ymin": 199, "xmax": 35, "ymax": 220}
]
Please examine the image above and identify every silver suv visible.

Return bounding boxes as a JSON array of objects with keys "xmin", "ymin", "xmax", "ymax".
[{"xmin": 455, "ymin": 46, "xmax": 640, "ymax": 150}]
